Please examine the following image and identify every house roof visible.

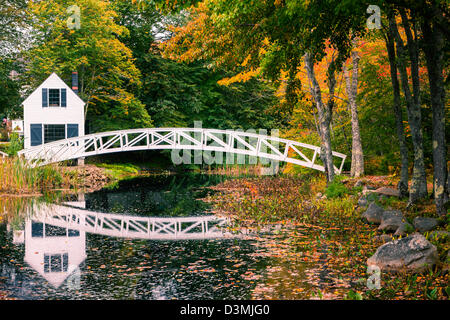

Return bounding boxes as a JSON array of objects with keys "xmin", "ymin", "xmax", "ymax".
[{"xmin": 21, "ymin": 72, "xmax": 85, "ymax": 106}]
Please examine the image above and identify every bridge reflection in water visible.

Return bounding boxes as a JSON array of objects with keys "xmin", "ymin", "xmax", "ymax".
[{"xmin": 12, "ymin": 201, "xmax": 232, "ymax": 289}]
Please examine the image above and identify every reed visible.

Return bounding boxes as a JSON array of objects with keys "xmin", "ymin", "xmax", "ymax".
[{"xmin": 0, "ymin": 157, "xmax": 71, "ymax": 194}]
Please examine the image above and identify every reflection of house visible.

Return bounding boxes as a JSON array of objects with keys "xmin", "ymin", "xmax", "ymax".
[{"xmin": 15, "ymin": 202, "xmax": 87, "ymax": 288}]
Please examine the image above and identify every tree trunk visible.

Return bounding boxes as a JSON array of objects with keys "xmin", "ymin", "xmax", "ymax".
[
  {"xmin": 325, "ymin": 60, "xmax": 338, "ymax": 182},
  {"xmin": 389, "ymin": 13, "xmax": 428, "ymax": 204},
  {"xmin": 304, "ymin": 52, "xmax": 335, "ymax": 182},
  {"xmin": 421, "ymin": 13, "xmax": 448, "ymax": 215},
  {"xmin": 343, "ymin": 51, "xmax": 364, "ymax": 178},
  {"xmin": 384, "ymin": 26, "xmax": 409, "ymax": 198}
]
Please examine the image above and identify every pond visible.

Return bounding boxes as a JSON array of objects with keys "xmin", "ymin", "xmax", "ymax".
[{"xmin": 0, "ymin": 173, "xmax": 323, "ymax": 300}]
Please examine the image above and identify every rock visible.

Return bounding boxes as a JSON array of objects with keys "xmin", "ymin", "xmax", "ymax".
[
  {"xmin": 373, "ymin": 234, "xmax": 394, "ymax": 244},
  {"xmin": 373, "ymin": 187, "xmax": 401, "ymax": 197},
  {"xmin": 357, "ymin": 195, "xmax": 369, "ymax": 207},
  {"xmin": 379, "ymin": 216, "xmax": 404, "ymax": 232},
  {"xmin": 394, "ymin": 221, "xmax": 414, "ymax": 236},
  {"xmin": 382, "ymin": 210, "xmax": 404, "ymax": 219},
  {"xmin": 378, "ymin": 210, "xmax": 405, "ymax": 232},
  {"xmin": 363, "ymin": 185, "xmax": 376, "ymax": 191},
  {"xmin": 413, "ymin": 217, "xmax": 439, "ymax": 233},
  {"xmin": 362, "ymin": 202, "xmax": 385, "ymax": 224},
  {"xmin": 367, "ymin": 233, "xmax": 439, "ymax": 273},
  {"xmin": 354, "ymin": 180, "xmax": 364, "ymax": 188}
]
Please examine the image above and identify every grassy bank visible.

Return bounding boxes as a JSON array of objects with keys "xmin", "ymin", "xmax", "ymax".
[
  {"xmin": 0, "ymin": 157, "xmax": 73, "ymax": 195},
  {"xmin": 206, "ymin": 175, "xmax": 449, "ymax": 300},
  {"xmin": 0, "ymin": 158, "xmax": 118, "ymax": 195}
]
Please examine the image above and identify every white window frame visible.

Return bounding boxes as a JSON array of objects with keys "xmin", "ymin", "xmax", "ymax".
[{"xmin": 47, "ymin": 88, "xmax": 62, "ymax": 107}]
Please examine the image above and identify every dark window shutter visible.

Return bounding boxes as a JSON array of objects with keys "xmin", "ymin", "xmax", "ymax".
[
  {"xmin": 67, "ymin": 124, "xmax": 79, "ymax": 138},
  {"xmin": 62, "ymin": 253, "xmax": 68, "ymax": 272},
  {"xmin": 61, "ymin": 88, "xmax": 67, "ymax": 107},
  {"xmin": 42, "ymin": 88, "xmax": 48, "ymax": 107},
  {"xmin": 30, "ymin": 124, "xmax": 42, "ymax": 146}
]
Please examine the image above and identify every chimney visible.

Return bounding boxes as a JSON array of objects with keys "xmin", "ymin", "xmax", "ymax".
[{"xmin": 71, "ymin": 71, "xmax": 79, "ymax": 95}]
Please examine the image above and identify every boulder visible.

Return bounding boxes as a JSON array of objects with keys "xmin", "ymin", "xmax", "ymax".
[
  {"xmin": 363, "ymin": 185, "xmax": 376, "ymax": 192},
  {"xmin": 382, "ymin": 210, "xmax": 404, "ymax": 220},
  {"xmin": 413, "ymin": 217, "xmax": 439, "ymax": 233},
  {"xmin": 394, "ymin": 221, "xmax": 414, "ymax": 236},
  {"xmin": 367, "ymin": 233, "xmax": 438, "ymax": 273},
  {"xmin": 379, "ymin": 216, "xmax": 403, "ymax": 232},
  {"xmin": 378, "ymin": 210, "xmax": 405, "ymax": 232},
  {"xmin": 354, "ymin": 180, "xmax": 365, "ymax": 188},
  {"xmin": 362, "ymin": 202, "xmax": 385, "ymax": 224},
  {"xmin": 373, "ymin": 234, "xmax": 394, "ymax": 244},
  {"xmin": 373, "ymin": 187, "xmax": 401, "ymax": 197},
  {"xmin": 357, "ymin": 195, "xmax": 368, "ymax": 207}
]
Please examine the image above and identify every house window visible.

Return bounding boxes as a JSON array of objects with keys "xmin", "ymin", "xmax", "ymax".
[
  {"xmin": 44, "ymin": 124, "xmax": 66, "ymax": 143},
  {"xmin": 42, "ymin": 88, "xmax": 66, "ymax": 107},
  {"xmin": 44, "ymin": 253, "xmax": 68, "ymax": 273},
  {"xmin": 48, "ymin": 89, "xmax": 61, "ymax": 106}
]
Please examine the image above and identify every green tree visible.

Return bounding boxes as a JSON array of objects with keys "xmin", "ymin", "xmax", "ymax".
[
  {"xmin": 25, "ymin": 0, "xmax": 152, "ymax": 132},
  {"xmin": 114, "ymin": 0, "xmax": 278, "ymax": 130},
  {"xmin": 0, "ymin": 58, "xmax": 22, "ymax": 118},
  {"xmin": 0, "ymin": 0, "xmax": 29, "ymax": 55}
]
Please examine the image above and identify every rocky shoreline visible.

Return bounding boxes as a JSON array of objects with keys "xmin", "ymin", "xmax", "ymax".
[
  {"xmin": 356, "ymin": 185, "xmax": 448, "ymax": 274},
  {"xmin": 61, "ymin": 164, "xmax": 112, "ymax": 193}
]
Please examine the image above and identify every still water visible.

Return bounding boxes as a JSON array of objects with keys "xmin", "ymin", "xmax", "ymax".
[{"xmin": 0, "ymin": 174, "xmax": 285, "ymax": 300}]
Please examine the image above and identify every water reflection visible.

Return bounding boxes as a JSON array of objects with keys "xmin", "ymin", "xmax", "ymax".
[
  {"xmin": 0, "ymin": 174, "xmax": 271, "ymax": 299},
  {"xmin": 10, "ymin": 195, "xmax": 233, "ymax": 290}
]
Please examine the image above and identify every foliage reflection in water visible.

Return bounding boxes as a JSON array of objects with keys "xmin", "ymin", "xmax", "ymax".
[{"xmin": 0, "ymin": 174, "xmax": 278, "ymax": 299}]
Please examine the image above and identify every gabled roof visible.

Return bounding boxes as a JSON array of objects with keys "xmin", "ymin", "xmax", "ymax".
[{"xmin": 21, "ymin": 72, "xmax": 85, "ymax": 106}]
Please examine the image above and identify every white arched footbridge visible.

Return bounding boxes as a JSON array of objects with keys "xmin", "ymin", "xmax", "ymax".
[{"xmin": 18, "ymin": 128, "xmax": 347, "ymax": 174}]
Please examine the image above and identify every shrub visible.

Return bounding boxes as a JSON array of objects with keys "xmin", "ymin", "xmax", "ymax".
[
  {"xmin": 6, "ymin": 132, "xmax": 23, "ymax": 156},
  {"xmin": 325, "ymin": 180, "xmax": 348, "ymax": 198}
]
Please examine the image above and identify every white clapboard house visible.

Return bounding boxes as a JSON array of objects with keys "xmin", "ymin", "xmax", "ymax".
[{"xmin": 22, "ymin": 72, "xmax": 85, "ymax": 149}]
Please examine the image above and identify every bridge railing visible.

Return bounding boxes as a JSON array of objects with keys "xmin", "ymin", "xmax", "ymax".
[
  {"xmin": 30, "ymin": 203, "xmax": 233, "ymax": 240},
  {"xmin": 18, "ymin": 128, "xmax": 347, "ymax": 174}
]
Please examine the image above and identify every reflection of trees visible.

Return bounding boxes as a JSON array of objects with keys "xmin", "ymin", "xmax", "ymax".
[
  {"xmin": 82, "ymin": 236, "xmax": 262, "ymax": 299},
  {"xmin": 0, "ymin": 193, "xmax": 66, "ymax": 231},
  {"xmin": 0, "ymin": 174, "xmax": 278, "ymax": 299},
  {"xmin": 85, "ymin": 174, "xmax": 227, "ymax": 217}
]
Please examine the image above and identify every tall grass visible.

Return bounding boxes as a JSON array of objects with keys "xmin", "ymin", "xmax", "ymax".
[{"xmin": 0, "ymin": 157, "xmax": 70, "ymax": 194}]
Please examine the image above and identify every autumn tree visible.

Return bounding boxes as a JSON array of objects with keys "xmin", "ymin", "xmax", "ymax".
[
  {"xmin": 0, "ymin": 0, "xmax": 29, "ymax": 55},
  {"xmin": 416, "ymin": 1, "xmax": 449, "ymax": 215},
  {"xmin": 162, "ymin": 0, "xmax": 370, "ymax": 182}
]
